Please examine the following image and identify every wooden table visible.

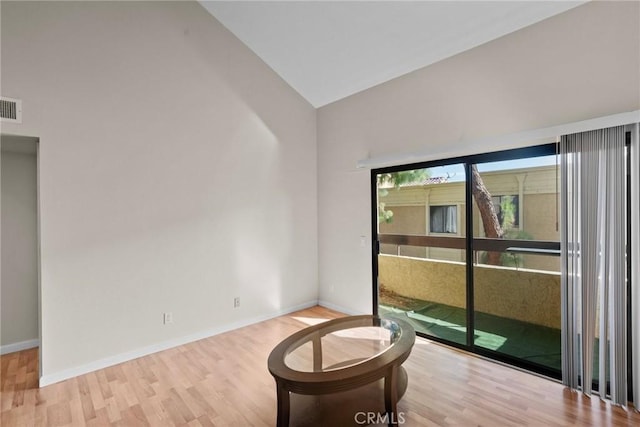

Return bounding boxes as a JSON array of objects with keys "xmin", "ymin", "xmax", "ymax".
[{"xmin": 267, "ymin": 315, "xmax": 415, "ymax": 427}]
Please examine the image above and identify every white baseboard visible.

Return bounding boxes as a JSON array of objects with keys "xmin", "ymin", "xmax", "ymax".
[
  {"xmin": 39, "ymin": 300, "xmax": 318, "ymax": 387},
  {"xmin": 1, "ymin": 338, "xmax": 39, "ymax": 355},
  {"xmin": 318, "ymin": 299, "xmax": 368, "ymax": 316}
]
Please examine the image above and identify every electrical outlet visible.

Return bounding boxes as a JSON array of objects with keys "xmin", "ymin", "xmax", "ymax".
[
  {"xmin": 163, "ymin": 312, "xmax": 173, "ymax": 324},
  {"xmin": 233, "ymin": 297, "xmax": 240, "ymax": 308}
]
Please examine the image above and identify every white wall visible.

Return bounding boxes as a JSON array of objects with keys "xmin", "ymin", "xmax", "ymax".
[
  {"xmin": 0, "ymin": 1, "xmax": 317, "ymax": 383},
  {"xmin": 1, "ymin": 141, "xmax": 39, "ymax": 352},
  {"xmin": 317, "ymin": 1, "xmax": 640, "ymax": 314}
]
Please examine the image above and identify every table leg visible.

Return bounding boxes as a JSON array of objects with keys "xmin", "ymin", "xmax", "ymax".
[
  {"xmin": 276, "ymin": 382, "xmax": 290, "ymax": 427},
  {"xmin": 312, "ymin": 333, "xmax": 323, "ymax": 372},
  {"xmin": 384, "ymin": 365, "xmax": 399, "ymax": 426}
]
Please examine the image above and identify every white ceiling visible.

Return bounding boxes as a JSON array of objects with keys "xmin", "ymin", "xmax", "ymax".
[{"xmin": 200, "ymin": 1, "xmax": 586, "ymax": 108}]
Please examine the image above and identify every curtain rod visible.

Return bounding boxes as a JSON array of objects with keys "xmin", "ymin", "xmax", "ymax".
[{"xmin": 357, "ymin": 110, "xmax": 640, "ymax": 169}]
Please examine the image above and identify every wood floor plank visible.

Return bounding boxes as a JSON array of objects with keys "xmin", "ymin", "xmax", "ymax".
[
  {"xmin": 1, "ymin": 306, "xmax": 639, "ymax": 426},
  {"xmin": 46, "ymin": 401, "xmax": 72, "ymax": 427}
]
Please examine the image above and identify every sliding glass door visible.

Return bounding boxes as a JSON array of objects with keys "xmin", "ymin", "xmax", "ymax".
[
  {"xmin": 373, "ymin": 144, "xmax": 562, "ymax": 377},
  {"xmin": 375, "ymin": 164, "xmax": 468, "ymax": 346},
  {"xmin": 470, "ymin": 155, "xmax": 561, "ymax": 375}
]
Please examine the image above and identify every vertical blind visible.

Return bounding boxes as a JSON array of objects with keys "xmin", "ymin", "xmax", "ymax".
[
  {"xmin": 560, "ymin": 125, "xmax": 628, "ymax": 405},
  {"xmin": 631, "ymin": 123, "xmax": 640, "ymax": 410}
]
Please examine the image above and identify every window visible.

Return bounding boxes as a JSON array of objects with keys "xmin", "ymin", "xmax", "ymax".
[
  {"xmin": 492, "ymin": 195, "xmax": 519, "ymax": 228},
  {"xmin": 430, "ymin": 205, "xmax": 457, "ymax": 233},
  {"xmin": 374, "ymin": 144, "xmax": 563, "ymax": 379}
]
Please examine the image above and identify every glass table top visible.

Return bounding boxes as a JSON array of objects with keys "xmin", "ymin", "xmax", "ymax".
[{"xmin": 284, "ymin": 318, "xmax": 402, "ymax": 372}]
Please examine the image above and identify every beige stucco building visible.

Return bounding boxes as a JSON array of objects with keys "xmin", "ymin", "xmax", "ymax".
[{"xmin": 379, "ymin": 165, "xmax": 560, "ymax": 272}]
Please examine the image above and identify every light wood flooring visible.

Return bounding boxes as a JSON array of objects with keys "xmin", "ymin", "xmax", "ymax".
[{"xmin": 2, "ymin": 305, "xmax": 639, "ymax": 426}]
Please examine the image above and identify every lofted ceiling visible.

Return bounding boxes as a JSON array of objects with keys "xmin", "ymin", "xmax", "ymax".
[{"xmin": 200, "ymin": 1, "xmax": 586, "ymax": 108}]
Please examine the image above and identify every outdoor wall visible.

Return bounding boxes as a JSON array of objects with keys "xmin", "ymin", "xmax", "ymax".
[
  {"xmin": 1, "ymin": 1, "xmax": 317, "ymax": 384},
  {"xmin": 523, "ymin": 193, "xmax": 559, "ymax": 242},
  {"xmin": 379, "ymin": 205, "xmax": 425, "ymax": 258},
  {"xmin": 379, "ymin": 255, "xmax": 561, "ymax": 329},
  {"xmin": 1, "ymin": 145, "xmax": 39, "ymax": 351},
  {"xmin": 317, "ymin": 1, "xmax": 640, "ymax": 314},
  {"xmin": 379, "ymin": 166, "xmax": 560, "ymax": 270}
]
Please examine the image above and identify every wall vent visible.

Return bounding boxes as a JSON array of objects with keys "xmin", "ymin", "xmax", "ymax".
[{"xmin": 1, "ymin": 97, "xmax": 22, "ymax": 123}]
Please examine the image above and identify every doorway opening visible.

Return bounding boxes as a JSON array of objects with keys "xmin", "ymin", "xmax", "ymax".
[{"xmin": 1, "ymin": 134, "xmax": 41, "ymax": 384}]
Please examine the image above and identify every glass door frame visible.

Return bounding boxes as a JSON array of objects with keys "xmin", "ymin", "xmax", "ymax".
[{"xmin": 371, "ymin": 143, "xmax": 562, "ymax": 379}]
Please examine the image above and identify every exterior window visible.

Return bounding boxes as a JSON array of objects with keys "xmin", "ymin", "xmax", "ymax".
[
  {"xmin": 492, "ymin": 195, "xmax": 519, "ymax": 228},
  {"xmin": 430, "ymin": 205, "xmax": 457, "ymax": 233},
  {"xmin": 374, "ymin": 144, "xmax": 564, "ymax": 381}
]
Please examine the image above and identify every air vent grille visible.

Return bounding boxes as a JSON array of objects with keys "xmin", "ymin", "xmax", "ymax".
[{"xmin": 1, "ymin": 97, "xmax": 22, "ymax": 123}]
